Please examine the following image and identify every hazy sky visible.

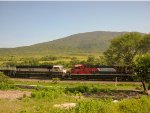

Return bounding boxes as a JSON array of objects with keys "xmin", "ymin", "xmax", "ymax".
[{"xmin": 0, "ymin": 1, "xmax": 150, "ymax": 48}]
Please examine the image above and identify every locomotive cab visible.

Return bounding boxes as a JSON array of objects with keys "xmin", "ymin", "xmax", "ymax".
[
  {"xmin": 51, "ymin": 65, "xmax": 67, "ymax": 78},
  {"xmin": 74, "ymin": 64, "xmax": 84, "ymax": 69},
  {"xmin": 71, "ymin": 64, "xmax": 91, "ymax": 74}
]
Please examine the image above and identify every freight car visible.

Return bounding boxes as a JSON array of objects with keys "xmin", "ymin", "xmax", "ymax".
[{"xmin": 0, "ymin": 64, "xmax": 134, "ymax": 81}]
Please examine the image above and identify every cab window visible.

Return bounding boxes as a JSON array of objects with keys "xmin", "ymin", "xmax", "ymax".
[{"xmin": 53, "ymin": 67, "xmax": 59, "ymax": 70}]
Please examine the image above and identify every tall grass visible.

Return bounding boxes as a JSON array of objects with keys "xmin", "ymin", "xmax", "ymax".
[
  {"xmin": 72, "ymin": 96, "xmax": 150, "ymax": 113},
  {"xmin": 0, "ymin": 79, "xmax": 150, "ymax": 113},
  {"xmin": 31, "ymin": 87, "xmax": 65, "ymax": 100}
]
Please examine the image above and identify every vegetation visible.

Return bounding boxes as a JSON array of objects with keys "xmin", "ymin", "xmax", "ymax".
[
  {"xmin": 0, "ymin": 79, "xmax": 150, "ymax": 113},
  {"xmin": 139, "ymin": 34, "xmax": 150, "ymax": 54},
  {"xmin": 133, "ymin": 53, "xmax": 150, "ymax": 91},
  {"xmin": 104, "ymin": 32, "xmax": 150, "ymax": 92},
  {"xmin": 0, "ymin": 31, "xmax": 148, "ymax": 67},
  {"xmin": 52, "ymin": 78, "xmax": 60, "ymax": 84},
  {"xmin": 0, "ymin": 72, "xmax": 15, "ymax": 90},
  {"xmin": 0, "ymin": 31, "xmax": 149, "ymax": 112},
  {"xmin": 0, "ymin": 31, "xmax": 126, "ymax": 56},
  {"xmin": 12, "ymin": 79, "xmax": 141, "ymax": 91},
  {"xmin": 104, "ymin": 32, "xmax": 149, "ymax": 65},
  {"xmin": 75, "ymin": 96, "xmax": 150, "ymax": 113},
  {"xmin": 0, "ymin": 72, "xmax": 11, "ymax": 84},
  {"xmin": 0, "ymin": 54, "xmax": 106, "ymax": 67}
]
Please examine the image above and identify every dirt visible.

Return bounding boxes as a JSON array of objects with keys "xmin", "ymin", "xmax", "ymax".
[
  {"xmin": 84, "ymin": 90, "xmax": 144, "ymax": 100},
  {"xmin": 0, "ymin": 90, "xmax": 31, "ymax": 100}
]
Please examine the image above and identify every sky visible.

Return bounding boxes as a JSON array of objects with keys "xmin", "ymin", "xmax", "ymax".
[{"xmin": 0, "ymin": 1, "xmax": 150, "ymax": 48}]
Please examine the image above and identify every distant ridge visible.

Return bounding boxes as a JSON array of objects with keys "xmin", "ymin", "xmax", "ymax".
[{"xmin": 0, "ymin": 31, "xmax": 127, "ymax": 56}]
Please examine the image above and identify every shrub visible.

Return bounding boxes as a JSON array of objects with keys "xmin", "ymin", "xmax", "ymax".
[
  {"xmin": 65, "ymin": 85, "xmax": 111, "ymax": 94},
  {"xmin": 75, "ymin": 99, "xmax": 117, "ymax": 113},
  {"xmin": 65, "ymin": 86, "xmax": 90, "ymax": 94},
  {"xmin": 0, "ymin": 72, "xmax": 11, "ymax": 83},
  {"xmin": 0, "ymin": 72, "xmax": 15, "ymax": 90},
  {"xmin": 31, "ymin": 88, "xmax": 64, "ymax": 100}
]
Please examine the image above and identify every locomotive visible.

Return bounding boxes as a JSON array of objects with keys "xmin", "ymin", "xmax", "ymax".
[
  {"xmin": 0, "ymin": 65, "xmax": 67, "ymax": 79},
  {"xmin": 68, "ymin": 64, "xmax": 133, "ymax": 80},
  {"xmin": 0, "ymin": 64, "xmax": 134, "ymax": 81}
]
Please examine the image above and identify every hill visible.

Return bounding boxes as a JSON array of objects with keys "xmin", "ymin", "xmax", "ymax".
[{"xmin": 0, "ymin": 31, "xmax": 126, "ymax": 56}]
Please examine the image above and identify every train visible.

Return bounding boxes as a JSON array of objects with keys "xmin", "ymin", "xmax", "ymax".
[{"xmin": 0, "ymin": 64, "xmax": 134, "ymax": 81}]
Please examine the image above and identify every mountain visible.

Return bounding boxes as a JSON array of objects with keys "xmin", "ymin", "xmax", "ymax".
[{"xmin": 0, "ymin": 31, "xmax": 126, "ymax": 56}]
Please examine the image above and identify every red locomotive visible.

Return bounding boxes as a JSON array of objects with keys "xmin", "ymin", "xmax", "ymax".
[{"xmin": 69, "ymin": 64, "xmax": 133, "ymax": 80}]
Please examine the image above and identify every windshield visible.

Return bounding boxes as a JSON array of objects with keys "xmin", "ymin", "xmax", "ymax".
[{"xmin": 53, "ymin": 67, "xmax": 60, "ymax": 70}]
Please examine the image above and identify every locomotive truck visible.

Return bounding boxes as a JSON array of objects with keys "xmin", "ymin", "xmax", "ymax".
[{"xmin": 0, "ymin": 64, "xmax": 134, "ymax": 81}]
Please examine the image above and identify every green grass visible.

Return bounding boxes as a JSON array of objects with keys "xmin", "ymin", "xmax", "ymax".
[
  {"xmin": 0, "ymin": 72, "xmax": 17, "ymax": 90},
  {"xmin": 13, "ymin": 79, "xmax": 141, "ymax": 91},
  {"xmin": 0, "ymin": 78, "xmax": 148, "ymax": 113},
  {"xmin": 0, "ymin": 88, "xmax": 149, "ymax": 113},
  {"xmin": 1, "ymin": 96, "xmax": 150, "ymax": 113}
]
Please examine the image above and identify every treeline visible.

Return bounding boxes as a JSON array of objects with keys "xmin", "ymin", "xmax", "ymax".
[{"xmin": 0, "ymin": 55, "xmax": 107, "ymax": 68}]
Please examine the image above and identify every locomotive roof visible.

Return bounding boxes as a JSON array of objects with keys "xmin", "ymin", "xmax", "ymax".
[
  {"xmin": 16, "ymin": 65, "xmax": 53, "ymax": 68},
  {"xmin": 75, "ymin": 64, "xmax": 131, "ymax": 68}
]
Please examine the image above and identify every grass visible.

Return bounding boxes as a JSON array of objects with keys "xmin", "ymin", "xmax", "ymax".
[
  {"xmin": 0, "ymin": 72, "xmax": 17, "ymax": 90},
  {"xmin": 13, "ymin": 79, "xmax": 141, "ymax": 91},
  {"xmin": 1, "ymin": 96, "xmax": 149, "ymax": 113},
  {"xmin": 0, "ymin": 89, "xmax": 149, "ymax": 113},
  {"xmin": 0, "ymin": 78, "xmax": 148, "ymax": 113}
]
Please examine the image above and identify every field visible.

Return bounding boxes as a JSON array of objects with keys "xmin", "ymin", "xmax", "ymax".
[
  {"xmin": 0, "ymin": 53, "xmax": 104, "ymax": 67},
  {"xmin": 0, "ymin": 78, "xmax": 150, "ymax": 113},
  {"xmin": 0, "ymin": 53, "xmax": 149, "ymax": 113}
]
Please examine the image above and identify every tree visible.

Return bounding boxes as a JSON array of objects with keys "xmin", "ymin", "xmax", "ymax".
[
  {"xmin": 94, "ymin": 56, "xmax": 107, "ymax": 65},
  {"xmin": 104, "ymin": 32, "xmax": 149, "ymax": 65},
  {"xmin": 5, "ymin": 61, "xmax": 18, "ymax": 66},
  {"xmin": 133, "ymin": 53, "xmax": 150, "ymax": 91},
  {"xmin": 70, "ymin": 57, "xmax": 80, "ymax": 65},
  {"xmin": 139, "ymin": 34, "xmax": 150, "ymax": 54},
  {"xmin": 86, "ymin": 56, "xmax": 95, "ymax": 65},
  {"xmin": 21, "ymin": 58, "xmax": 40, "ymax": 66},
  {"xmin": 41, "ymin": 56, "xmax": 57, "ymax": 61}
]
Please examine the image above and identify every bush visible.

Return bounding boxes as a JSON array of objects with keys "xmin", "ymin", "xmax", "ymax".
[
  {"xmin": 65, "ymin": 86, "xmax": 90, "ymax": 94},
  {"xmin": 0, "ymin": 72, "xmax": 10, "ymax": 83},
  {"xmin": 65, "ymin": 85, "xmax": 111, "ymax": 94},
  {"xmin": 0, "ymin": 72, "xmax": 15, "ymax": 90},
  {"xmin": 31, "ymin": 88, "xmax": 64, "ymax": 100},
  {"xmin": 41, "ymin": 56, "xmax": 57, "ymax": 61}
]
